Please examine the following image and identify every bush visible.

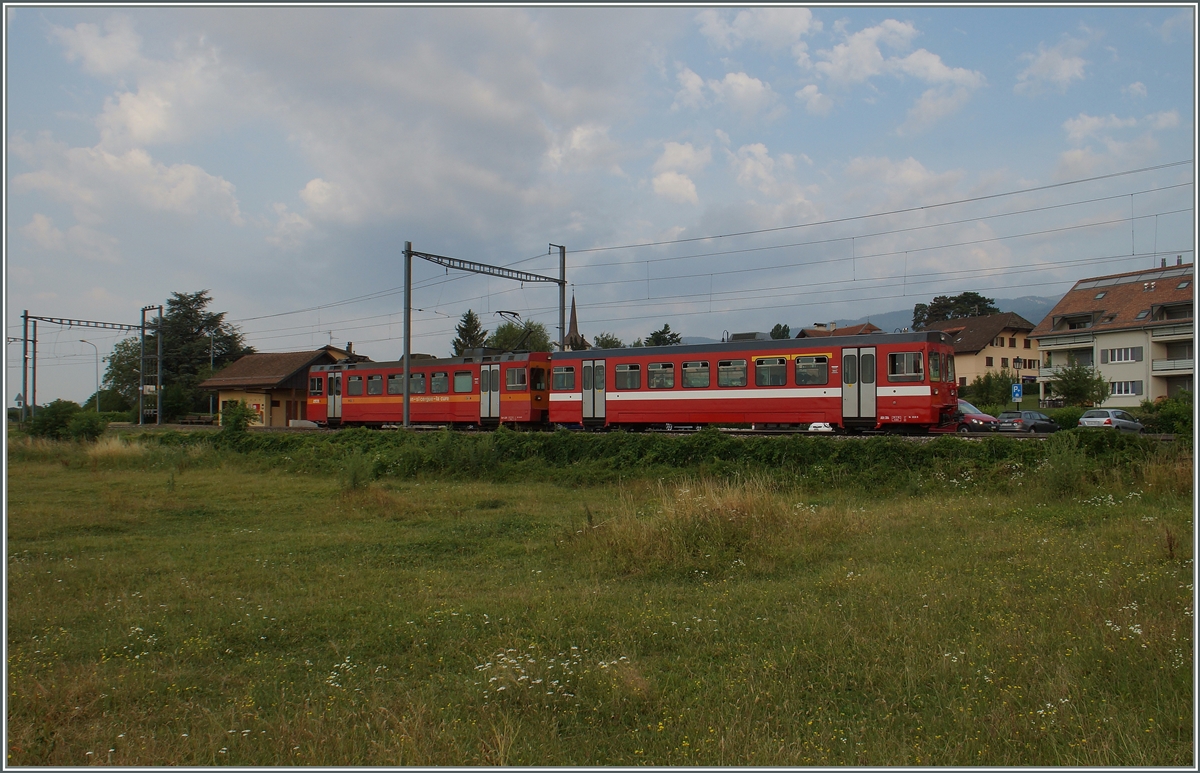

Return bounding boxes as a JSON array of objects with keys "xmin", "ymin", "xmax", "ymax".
[
  {"xmin": 1134, "ymin": 391, "xmax": 1193, "ymax": 440},
  {"xmin": 220, "ymin": 400, "xmax": 257, "ymax": 435},
  {"xmin": 67, "ymin": 412, "xmax": 109, "ymax": 442},
  {"xmin": 28, "ymin": 400, "xmax": 82, "ymax": 440},
  {"xmin": 1047, "ymin": 406, "xmax": 1084, "ymax": 431}
]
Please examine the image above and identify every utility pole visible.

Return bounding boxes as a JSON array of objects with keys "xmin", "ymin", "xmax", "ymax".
[
  {"xmin": 80, "ymin": 339, "xmax": 99, "ymax": 412},
  {"xmin": 21, "ymin": 310, "xmax": 28, "ymax": 423},
  {"xmin": 403, "ymin": 241, "xmax": 412, "ymax": 428},
  {"xmin": 550, "ymin": 243, "xmax": 566, "ymax": 350},
  {"xmin": 156, "ymin": 305, "xmax": 163, "ymax": 426},
  {"xmin": 31, "ymin": 321, "xmax": 37, "ymax": 418},
  {"xmin": 209, "ymin": 332, "xmax": 215, "ymax": 416}
]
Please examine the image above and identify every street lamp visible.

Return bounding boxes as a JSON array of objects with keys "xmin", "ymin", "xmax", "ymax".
[{"xmin": 80, "ymin": 340, "xmax": 99, "ymax": 413}]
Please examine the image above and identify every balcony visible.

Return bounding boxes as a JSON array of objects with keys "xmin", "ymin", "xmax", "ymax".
[
  {"xmin": 1152, "ymin": 358, "xmax": 1194, "ymax": 373},
  {"xmin": 1151, "ymin": 323, "xmax": 1194, "ymax": 340}
]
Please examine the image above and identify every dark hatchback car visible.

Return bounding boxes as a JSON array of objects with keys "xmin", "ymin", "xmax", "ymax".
[{"xmin": 997, "ymin": 410, "xmax": 1060, "ymax": 434}]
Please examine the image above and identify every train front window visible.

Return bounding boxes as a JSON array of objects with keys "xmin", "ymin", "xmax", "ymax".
[
  {"xmin": 887, "ymin": 352, "xmax": 923, "ymax": 382},
  {"xmin": 946, "ymin": 356, "xmax": 955, "ymax": 383},
  {"xmin": 309, "ymin": 377, "xmax": 323, "ymax": 396},
  {"xmin": 347, "ymin": 375, "xmax": 363, "ymax": 396},
  {"xmin": 615, "ymin": 364, "xmax": 641, "ymax": 390},
  {"xmin": 506, "ymin": 367, "xmax": 528, "ymax": 391},
  {"xmin": 929, "ymin": 352, "xmax": 941, "ymax": 382},
  {"xmin": 648, "ymin": 362, "xmax": 675, "ymax": 389},
  {"xmin": 755, "ymin": 358, "xmax": 787, "ymax": 386},
  {"xmin": 431, "ymin": 372, "xmax": 449, "ymax": 394},
  {"xmin": 718, "ymin": 359, "xmax": 747, "ymax": 387},
  {"xmin": 531, "ymin": 367, "xmax": 545, "ymax": 391},
  {"xmin": 795, "ymin": 356, "xmax": 828, "ymax": 385},
  {"xmin": 453, "ymin": 371, "xmax": 472, "ymax": 393},
  {"xmin": 682, "ymin": 361, "xmax": 709, "ymax": 388},
  {"xmin": 552, "ymin": 364, "xmax": 576, "ymax": 388}
]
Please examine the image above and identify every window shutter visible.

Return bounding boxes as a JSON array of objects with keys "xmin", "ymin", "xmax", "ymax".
[
  {"xmin": 1133, "ymin": 346, "xmax": 1143, "ymax": 362},
  {"xmin": 1134, "ymin": 381, "xmax": 1143, "ymax": 395},
  {"xmin": 1100, "ymin": 349, "xmax": 1108, "ymax": 364}
]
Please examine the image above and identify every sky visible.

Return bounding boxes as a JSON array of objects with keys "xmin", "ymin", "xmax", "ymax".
[{"xmin": 5, "ymin": 4, "xmax": 1196, "ymax": 407}]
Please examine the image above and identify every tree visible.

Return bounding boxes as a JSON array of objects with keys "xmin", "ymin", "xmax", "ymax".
[
  {"xmin": 770, "ymin": 323, "xmax": 791, "ymax": 340},
  {"xmin": 912, "ymin": 292, "xmax": 1000, "ymax": 329},
  {"xmin": 485, "ymin": 320, "xmax": 552, "ymax": 352},
  {"xmin": 963, "ymin": 368, "xmax": 1019, "ymax": 406},
  {"xmin": 451, "ymin": 309, "xmax": 488, "ymax": 356},
  {"xmin": 104, "ymin": 290, "xmax": 253, "ymax": 420},
  {"xmin": 630, "ymin": 338, "xmax": 645, "ymax": 348},
  {"xmin": 81, "ymin": 387, "xmax": 131, "ymax": 413},
  {"xmin": 29, "ymin": 399, "xmax": 81, "ymax": 439},
  {"xmin": 592, "ymin": 332, "xmax": 624, "ymax": 349},
  {"xmin": 1048, "ymin": 359, "xmax": 1110, "ymax": 407},
  {"xmin": 645, "ymin": 324, "xmax": 682, "ymax": 347}
]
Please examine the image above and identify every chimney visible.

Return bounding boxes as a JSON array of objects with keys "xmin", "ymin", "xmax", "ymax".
[
  {"xmin": 347, "ymin": 342, "xmax": 354, "ymax": 354},
  {"xmin": 829, "ymin": 321, "xmax": 836, "ymax": 331},
  {"xmin": 1178, "ymin": 256, "xmax": 1183, "ymax": 265},
  {"xmin": 1162, "ymin": 257, "xmax": 1167, "ymax": 268}
]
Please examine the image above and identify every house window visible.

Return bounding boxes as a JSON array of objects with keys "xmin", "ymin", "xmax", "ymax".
[
  {"xmin": 985, "ymin": 356, "xmax": 994, "ymax": 367},
  {"xmin": 1001, "ymin": 358, "xmax": 1008, "ymax": 368},
  {"xmin": 615, "ymin": 364, "xmax": 641, "ymax": 390},
  {"xmin": 1110, "ymin": 381, "xmax": 1143, "ymax": 396},
  {"xmin": 552, "ymin": 366, "xmax": 576, "ymax": 390},
  {"xmin": 1008, "ymin": 338, "xmax": 1017, "ymax": 347},
  {"xmin": 682, "ymin": 361, "xmax": 710, "ymax": 388},
  {"xmin": 1178, "ymin": 280, "xmax": 1191, "ymax": 290},
  {"xmin": 309, "ymin": 377, "xmax": 323, "ymax": 396},
  {"xmin": 1067, "ymin": 318, "xmax": 1092, "ymax": 330},
  {"xmin": 431, "ymin": 372, "xmax": 449, "ymax": 394},
  {"xmin": 506, "ymin": 367, "xmax": 527, "ymax": 391},
  {"xmin": 1135, "ymin": 310, "xmax": 1150, "ymax": 320},
  {"xmin": 717, "ymin": 359, "xmax": 747, "ymax": 387},
  {"xmin": 1094, "ymin": 291, "xmax": 1107, "ymax": 299},
  {"xmin": 648, "ymin": 362, "xmax": 674, "ymax": 389},
  {"xmin": 794, "ymin": 356, "xmax": 828, "ymax": 385},
  {"xmin": 1023, "ymin": 339, "xmax": 1031, "ymax": 349},
  {"xmin": 887, "ymin": 352, "xmax": 923, "ymax": 382},
  {"xmin": 453, "ymin": 371, "xmax": 472, "ymax": 393},
  {"xmin": 993, "ymin": 337, "xmax": 1005, "ymax": 347},
  {"xmin": 959, "ymin": 377, "xmax": 967, "ymax": 387},
  {"xmin": 755, "ymin": 358, "xmax": 787, "ymax": 386},
  {"xmin": 1103, "ymin": 347, "xmax": 1143, "ymax": 364}
]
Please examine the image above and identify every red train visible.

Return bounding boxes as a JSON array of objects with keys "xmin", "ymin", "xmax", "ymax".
[{"xmin": 306, "ymin": 331, "xmax": 959, "ymax": 433}]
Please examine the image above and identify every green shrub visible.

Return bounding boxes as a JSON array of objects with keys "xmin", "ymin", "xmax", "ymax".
[
  {"xmin": 28, "ymin": 400, "xmax": 82, "ymax": 440},
  {"xmin": 67, "ymin": 412, "xmax": 108, "ymax": 442},
  {"xmin": 1134, "ymin": 391, "xmax": 1193, "ymax": 439},
  {"xmin": 1047, "ymin": 406, "xmax": 1084, "ymax": 431},
  {"xmin": 219, "ymin": 400, "xmax": 257, "ymax": 435}
]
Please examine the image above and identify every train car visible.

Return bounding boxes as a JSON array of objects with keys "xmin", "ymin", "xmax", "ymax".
[
  {"xmin": 306, "ymin": 351, "xmax": 551, "ymax": 427},
  {"xmin": 548, "ymin": 331, "xmax": 958, "ymax": 433}
]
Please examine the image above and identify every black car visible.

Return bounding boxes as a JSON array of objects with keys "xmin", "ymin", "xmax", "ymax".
[{"xmin": 997, "ymin": 410, "xmax": 1059, "ymax": 433}]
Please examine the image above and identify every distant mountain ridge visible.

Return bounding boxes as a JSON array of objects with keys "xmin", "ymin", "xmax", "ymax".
[{"xmin": 827, "ymin": 294, "xmax": 1063, "ymax": 334}]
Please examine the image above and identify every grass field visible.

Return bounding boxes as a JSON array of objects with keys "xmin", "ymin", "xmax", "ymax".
[{"xmin": 5, "ymin": 431, "xmax": 1194, "ymax": 765}]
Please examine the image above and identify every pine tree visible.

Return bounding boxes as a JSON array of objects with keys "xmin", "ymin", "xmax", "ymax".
[
  {"xmin": 451, "ymin": 310, "xmax": 488, "ymax": 356},
  {"xmin": 646, "ymin": 324, "xmax": 682, "ymax": 346}
]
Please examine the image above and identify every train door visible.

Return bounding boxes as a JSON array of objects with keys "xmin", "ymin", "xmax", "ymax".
[
  {"xmin": 841, "ymin": 347, "xmax": 876, "ymax": 424},
  {"xmin": 479, "ymin": 364, "xmax": 500, "ymax": 421},
  {"xmin": 581, "ymin": 359, "xmax": 606, "ymax": 422},
  {"xmin": 327, "ymin": 372, "xmax": 342, "ymax": 421}
]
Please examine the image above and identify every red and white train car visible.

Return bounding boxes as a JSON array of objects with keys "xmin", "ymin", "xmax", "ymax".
[
  {"xmin": 548, "ymin": 331, "xmax": 958, "ymax": 432},
  {"xmin": 306, "ymin": 352, "xmax": 551, "ymax": 427}
]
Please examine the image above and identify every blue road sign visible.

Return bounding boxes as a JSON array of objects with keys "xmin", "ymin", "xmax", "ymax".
[{"xmin": 1011, "ymin": 383, "xmax": 1023, "ymax": 402}]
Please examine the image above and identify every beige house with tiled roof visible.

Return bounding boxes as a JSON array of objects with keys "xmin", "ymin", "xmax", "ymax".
[
  {"xmin": 199, "ymin": 345, "xmax": 361, "ymax": 426},
  {"xmin": 922, "ymin": 312, "xmax": 1038, "ymax": 389},
  {"xmin": 1030, "ymin": 262, "xmax": 1193, "ymax": 407}
]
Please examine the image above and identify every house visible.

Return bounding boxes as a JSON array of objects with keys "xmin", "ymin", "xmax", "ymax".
[
  {"xmin": 199, "ymin": 345, "xmax": 364, "ymax": 426},
  {"xmin": 921, "ymin": 312, "xmax": 1038, "ymax": 389},
  {"xmin": 795, "ymin": 322, "xmax": 881, "ymax": 338},
  {"xmin": 1029, "ymin": 262, "xmax": 1194, "ymax": 406}
]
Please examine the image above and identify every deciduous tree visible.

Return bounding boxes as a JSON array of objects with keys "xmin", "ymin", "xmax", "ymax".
[
  {"xmin": 485, "ymin": 320, "xmax": 552, "ymax": 352},
  {"xmin": 592, "ymin": 332, "xmax": 624, "ymax": 349},
  {"xmin": 1048, "ymin": 360, "xmax": 1110, "ymax": 406},
  {"xmin": 913, "ymin": 292, "xmax": 1000, "ymax": 329},
  {"xmin": 770, "ymin": 323, "xmax": 791, "ymax": 339}
]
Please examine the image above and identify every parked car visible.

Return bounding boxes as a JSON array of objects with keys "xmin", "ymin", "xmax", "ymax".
[
  {"xmin": 997, "ymin": 410, "xmax": 1060, "ymax": 433},
  {"xmin": 942, "ymin": 400, "xmax": 1000, "ymax": 433},
  {"xmin": 1078, "ymin": 409, "xmax": 1145, "ymax": 433}
]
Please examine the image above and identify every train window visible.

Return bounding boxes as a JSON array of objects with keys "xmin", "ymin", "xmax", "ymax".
[
  {"xmin": 309, "ymin": 377, "xmax": 323, "ymax": 396},
  {"xmin": 755, "ymin": 358, "xmax": 787, "ymax": 386},
  {"xmin": 615, "ymin": 363, "xmax": 641, "ymax": 390},
  {"xmin": 387, "ymin": 374, "xmax": 403, "ymax": 394},
  {"xmin": 410, "ymin": 373, "xmax": 426, "ymax": 394},
  {"xmin": 595, "ymin": 364, "xmax": 605, "ymax": 390},
  {"xmin": 531, "ymin": 367, "xmax": 545, "ymax": 391},
  {"xmin": 861, "ymin": 353, "xmax": 876, "ymax": 384},
  {"xmin": 929, "ymin": 353, "xmax": 941, "ymax": 382},
  {"xmin": 947, "ymin": 356, "xmax": 956, "ymax": 383},
  {"xmin": 454, "ymin": 371, "xmax": 472, "ymax": 393},
  {"xmin": 887, "ymin": 352, "xmax": 923, "ymax": 382},
  {"xmin": 795, "ymin": 356, "xmax": 828, "ymax": 385},
  {"xmin": 718, "ymin": 360, "xmax": 747, "ymax": 387},
  {"xmin": 682, "ymin": 361, "xmax": 710, "ymax": 388},
  {"xmin": 367, "ymin": 374, "xmax": 383, "ymax": 395},
  {"xmin": 431, "ymin": 372, "xmax": 449, "ymax": 393},
  {"xmin": 506, "ymin": 367, "xmax": 527, "ymax": 391},
  {"xmin": 648, "ymin": 362, "xmax": 675, "ymax": 389},
  {"xmin": 347, "ymin": 375, "xmax": 363, "ymax": 396},
  {"xmin": 842, "ymin": 354, "xmax": 857, "ymax": 384},
  {"xmin": 583, "ymin": 365, "xmax": 592, "ymax": 391},
  {"xmin": 553, "ymin": 366, "xmax": 576, "ymax": 390}
]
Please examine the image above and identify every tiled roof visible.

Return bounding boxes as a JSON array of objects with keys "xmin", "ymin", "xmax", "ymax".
[
  {"xmin": 199, "ymin": 350, "xmax": 336, "ymax": 389},
  {"xmin": 923, "ymin": 312, "xmax": 1035, "ymax": 354},
  {"xmin": 797, "ymin": 322, "xmax": 881, "ymax": 338},
  {"xmin": 1029, "ymin": 263, "xmax": 1194, "ymax": 338}
]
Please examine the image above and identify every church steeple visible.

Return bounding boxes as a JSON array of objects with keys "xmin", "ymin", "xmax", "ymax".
[{"xmin": 564, "ymin": 295, "xmax": 590, "ymax": 350}]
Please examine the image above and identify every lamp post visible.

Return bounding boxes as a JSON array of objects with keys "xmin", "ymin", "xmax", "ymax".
[{"xmin": 80, "ymin": 339, "xmax": 99, "ymax": 413}]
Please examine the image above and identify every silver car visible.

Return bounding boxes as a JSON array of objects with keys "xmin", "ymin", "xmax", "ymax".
[{"xmin": 1078, "ymin": 409, "xmax": 1145, "ymax": 433}]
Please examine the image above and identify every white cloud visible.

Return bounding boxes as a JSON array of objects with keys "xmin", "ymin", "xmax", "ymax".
[
  {"xmin": 891, "ymin": 48, "xmax": 984, "ymax": 88},
  {"xmin": 20, "ymin": 214, "xmax": 66, "ymax": 251},
  {"xmin": 796, "ymin": 84, "xmax": 833, "ymax": 116},
  {"xmin": 18, "ymin": 214, "xmax": 122, "ymax": 263},
  {"xmin": 51, "ymin": 16, "xmax": 143, "ymax": 76},
  {"xmin": 267, "ymin": 203, "xmax": 314, "ymax": 248},
  {"xmin": 653, "ymin": 142, "xmax": 711, "ymax": 174},
  {"xmin": 814, "ymin": 19, "xmax": 919, "ymax": 84},
  {"xmin": 707, "ymin": 72, "xmax": 777, "ymax": 116},
  {"xmin": 1158, "ymin": 9, "xmax": 1193, "ymax": 44},
  {"xmin": 1123, "ymin": 81, "xmax": 1147, "ymax": 98},
  {"xmin": 1062, "ymin": 110, "xmax": 1180, "ymax": 143},
  {"xmin": 1014, "ymin": 37, "xmax": 1089, "ymax": 95},
  {"xmin": 729, "ymin": 143, "xmax": 778, "ymax": 193},
  {"xmin": 673, "ymin": 66, "xmax": 708, "ymax": 110},
  {"xmin": 898, "ymin": 86, "xmax": 975, "ymax": 135},
  {"xmin": 543, "ymin": 123, "xmax": 624, "ymax": 175},
  {"xmin": 696, "ymin": 8, "xmax": 821, "ymax": 55},
  {"xmin": 652, "ymin": 171, "xmax": 699, "ymax": 204},
  {"xmin": 1146, "ymin": 110, "xmax": 1180, "ymax": 130},
  {"xmin": 843, "ymin": 155, "xmax": 964, "ymax": 209}
]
